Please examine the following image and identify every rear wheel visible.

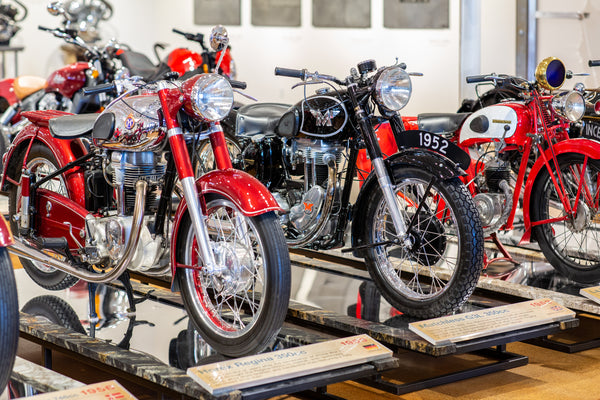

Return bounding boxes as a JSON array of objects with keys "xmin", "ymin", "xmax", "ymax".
[
  {"xmin": 0, "ymin": 247, "xmax": 19, "ymax": 390},
  {"xmin": 532, "ymin": 154, "xmax": 600, "ymax": 282},
  {"xmin": 177, "ymin": 195, "xmax": 290, "ymax": 356},
  {"xmin": 8, "ymin": 143, "xmax": 79, "ymax": 290}
]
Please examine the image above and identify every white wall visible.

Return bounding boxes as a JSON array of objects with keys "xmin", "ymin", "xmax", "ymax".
[{"xmin": 10, "ymin": 0, "xmax": 464, "ymax": 114}]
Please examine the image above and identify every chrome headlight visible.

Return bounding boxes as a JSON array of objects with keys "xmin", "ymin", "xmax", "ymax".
[
  {"xmin": 552, "ymin": 90, "xmax": 585, "ymax": 122},
  {"xmin": 374, "ymin": 66, "xmax": 412, "ymax": 111},
  {"xmin": 190, "ymin": 73, "xmax": 234, "ymax": 121}
]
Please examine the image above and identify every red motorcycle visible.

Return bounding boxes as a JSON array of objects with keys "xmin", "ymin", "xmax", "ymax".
[
  {"xmin": 1, "ymin": 26, "xmax": 290, "ymax": 356},
  {"xmin": 367, "ymin": 57, "xmax": 600, "ymax": 283},
  {"xmin": 116, "ymin": 28, "xmax": 236, "ymax": 82}
]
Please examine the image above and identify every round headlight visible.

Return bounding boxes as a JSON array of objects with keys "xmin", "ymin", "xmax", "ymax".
[
  {"xmin": 551, "ymin": 91, "xmax": 585, "ymax": 122},
  {"xmin": 190, "ymin": 73, "xmax": 234, "ymax": 121},
  {"xmin": 374, "ymin": 66, "xmax": 412, "ymax": 111}
]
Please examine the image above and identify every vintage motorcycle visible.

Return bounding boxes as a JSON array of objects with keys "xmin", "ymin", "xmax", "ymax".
[
  {"xmin": 1, "ymin": 26, "xmax": 291, "ymax": 356},
  {"xmin": 0, "ymin": 0, "xmax": 26, "ymax": 45},
  {"xmin": 227, "ymin": 60, "xmax": 484, "ymax": 319},
  {"xmin": 0, "ymin": 214, "xmax": 18, "ymax": 391},
  {"xmin": 0, "ymin": 26, "xmax": 128, "ymax": 143},
  {"xmin": 392, "ymin": 58, "xmax": 600, "ymax": 283}
]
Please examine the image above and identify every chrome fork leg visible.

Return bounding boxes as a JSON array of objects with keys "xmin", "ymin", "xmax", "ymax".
[
  {"xmin": 180, "ymin": 176, "xmax": 217, "ymax": 271},
  {"xmin": 372, "ymin": 158, "xmax": 409, "ymax": 243}
]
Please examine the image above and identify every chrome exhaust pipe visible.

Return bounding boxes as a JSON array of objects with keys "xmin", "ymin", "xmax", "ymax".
[{"xmin": 9, "ymin": 180, "xmax": 148, "ymax": 283}]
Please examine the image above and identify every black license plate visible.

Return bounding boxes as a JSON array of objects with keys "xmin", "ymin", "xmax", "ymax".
[
  {"xmin": 582, "ymin": 119, "xmax": 600, "ymax": 141},
  {"xmin": 394, "ymin": 130, "xmax": 471, "ymax": 171}
]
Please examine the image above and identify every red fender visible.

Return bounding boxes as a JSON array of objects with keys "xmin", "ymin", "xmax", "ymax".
[
  {"xmin": 169, "ymin": 169, "xmax": 282, "ymax": 280},
  {"xmin": 521, "ymin": 138, "xmax": 600, "ymax": 243},
  {"xmin": 1, "ymin": 116, "xmax": 87, "ymax": 207},
  {"xmin": 0, "ymin": 214, "xmax": 14, "ymax": 247}
]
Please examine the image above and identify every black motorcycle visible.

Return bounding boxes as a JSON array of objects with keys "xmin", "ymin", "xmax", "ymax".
[{"xmin": 224, "ymin": 60, "xmax": 484, "ymax": 318}]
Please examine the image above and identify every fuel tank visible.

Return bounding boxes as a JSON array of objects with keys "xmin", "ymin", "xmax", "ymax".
[
  {"xmin": 46, "ymin": 61, "xmax": 88, "ymax": 98},
  {"xmin": 458, "ymin": 103, "xmax": 532, "ymax": 147},
  {"xmin": 277, "ymin": 94, "xmax": 349, "ymax": 139}
]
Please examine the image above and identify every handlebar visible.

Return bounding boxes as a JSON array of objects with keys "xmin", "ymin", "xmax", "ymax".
[
  {"xmin": 82, "ymin": 82, "xmax": 116, "ymax": 96},
  {"xmin": 466, "ymin": 74, "xmax": 496, "ymax": 84},
  {"xmin": 589, "ymin": 60, "xmax": 600, "ymax": 67},
  {"xmin": 229, "ymin": 79, "xmax": 247, "ymax": 90},
  {"xmin": 172, "ymin": 28, "xmax": 205, "ymax": 47},
  {"xmin": 274, "ymin": 67, "xmax": 306, "ymax": 79}
]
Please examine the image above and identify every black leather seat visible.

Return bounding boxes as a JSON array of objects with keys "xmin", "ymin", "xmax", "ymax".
[
  {"xmin": 417, "ymin": 113, "xmax": 470, "ymax": 135},
  {"xmin": 49, "ymin": 113, "xmax": 98, "ymax": 138},
  {"xmin": 235, "ymin": 103, "xmax": 290, "ymax": 136}
]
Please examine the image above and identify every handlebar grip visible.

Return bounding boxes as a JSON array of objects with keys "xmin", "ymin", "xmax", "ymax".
[
  {"xmin": 466, "ymin": 74, "xmax": 493, "ymax": 84},
  {"xmin": 82, "ymin": 82, "xmax": 116, "ymax": 96},
  {"xmin": 229, "ymin": 79, "xmax": 247, "ymax": 90},
  {"xmin": 172, "ymin": 28, "xmax": 186, "ymax": 36},
  {"xmin": 38, "ymin": 25, "xmax": 52, "ymax": 32},
  {"xmin": 589, "ymin": 60, "xmax": 600, "ymax": 67},
  {"xmin": 275, "ymin": 67, "xmax": 305, "ymax": 79}
]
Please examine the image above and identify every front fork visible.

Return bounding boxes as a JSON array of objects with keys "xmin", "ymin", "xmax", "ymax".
[
  {"xmin": 347, "ymin": 84, "xmax": 409, "ymax": 242},
  {"xmin": 158, "ymin": 86, "xmax": 220, "ymax": 272}
]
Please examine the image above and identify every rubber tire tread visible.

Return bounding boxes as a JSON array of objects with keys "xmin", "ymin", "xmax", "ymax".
[
  {"xmin": 531, "ymin": 154, "xmax": 600, "ymax": 283},
  {"xmin": 0, "ymin": 248, "xmax": 19, "ymax": 390},
  {"xmin": 362, "ymin": 168, "xmax": 483, "ymax": 319},
  {"xmin": 177, "ymin": 203, "xmax": 290, "ymax": 357},
  {"xmin": 8, "ymin": 143, "xmax": 79, "ymax": 290},
  {"xmin": 22, "ymin": 295, "xmax": 86, "ymax": 334}
]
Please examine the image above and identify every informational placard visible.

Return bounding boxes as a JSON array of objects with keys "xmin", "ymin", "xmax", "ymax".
[
  {"xmin": 409, "ymin": 298, "xmax": 575, "ymax": 345},
  {"xmin": 187, "ymin": 334, "xmax": 392, "ymax": 395},
  {"xmin": 312, "ymin": 0, "xmax": 370, "ymax": 28},
  {"xmin": 252, "ymin": 0, "xmax": 301, "ymax": 27},
  {"xmin": 580, "ymin": 286, "xmax": 600, "ymax": 305},
  {"xmin": 383, "ymin": 0, "xmax": 449, "ymax": 29},
  {"xmin": 194, "ymin": 0, "xmax": 241, "ymax": 26},
  {"xmin": 23, "ymin": 380, "xmax": 137, "ymax": 400}
]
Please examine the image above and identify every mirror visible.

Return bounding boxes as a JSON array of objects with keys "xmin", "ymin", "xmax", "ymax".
[
  {"xmin": 209, "ymin": 25, "xmax": 228, "ymax": 52},
  {"xmin": 535, "ymin": 57, "xmax": 566, "ymax": 91},
  {"xmin": 47, "ymin": 1, "xmax": 64, "ymax": 16}
]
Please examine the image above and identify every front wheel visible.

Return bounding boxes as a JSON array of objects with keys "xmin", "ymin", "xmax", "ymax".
[
  {"xmin": 177, "ymin": 195, "xmax": 290, "ymax": 357},
  {"xmin": 360, "ymin": 167, "xmax": 483, "ymax": 319},
  {"xmin": 531, "ymin": 154, "xmax": 600, "ymax": 283},
  {"xmin": 0, "ymin": 247, "xmax": 19, "ymax": 390}
]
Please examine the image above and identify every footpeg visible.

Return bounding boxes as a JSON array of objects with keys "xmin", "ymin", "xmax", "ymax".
[{"xmin": 33, "ymin": 236, "xmax": 68, "ymax": 250}]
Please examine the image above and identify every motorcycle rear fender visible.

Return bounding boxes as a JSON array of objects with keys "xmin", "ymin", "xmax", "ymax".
[
  {"xmin": 0, "ymin": 214, "xmax": 14, "ymax": 247},
  {"xmin": 521, "ymin": 138, "xmax": 600, "ymax": 243},
  {"xmin": 169, "ymin": 169, "xmax": 282, "ymax": 288},
  {"xmin": 1, "ymin": 122, "xmax": 87, "ymax": 207},
  {"xmin": 35, "ymin": 188, "xmax": 87, "ymax": 249},
  {"xmin": 350, "ymin": 150, "xmax": 464, "ymax": 258}
]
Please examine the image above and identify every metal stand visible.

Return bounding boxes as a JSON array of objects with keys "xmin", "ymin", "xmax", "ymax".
[{"xmin": 0, "ymin": 45, "xmax": 24, "ymax": 77}]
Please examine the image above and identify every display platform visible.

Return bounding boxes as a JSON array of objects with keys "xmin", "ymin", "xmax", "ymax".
[{"xmin": 13, "ymin": 259, "xmax": 578, "ymax": 399}]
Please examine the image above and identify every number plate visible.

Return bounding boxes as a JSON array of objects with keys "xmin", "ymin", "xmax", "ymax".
[
  {"xmin": 394, "ymin": 130, "xmax": 471, "ymax": 170},
  {"xmin": 581, "ymin": 119, "xmax": 600, "ymax": 141}
]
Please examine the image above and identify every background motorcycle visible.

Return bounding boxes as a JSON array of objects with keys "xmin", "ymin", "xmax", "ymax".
[
  {"xmin": 0, "ymin": 0, "xmax": 26, "ymax": 45},
  {"xmin": 116, "ymin": 28, "xmax": 236, "ymax": 83},
  {"xmin": 228, "ymin": 60, "xmax": 484, "ymax": 319},
  {"xmin": 0, "ymin": 214, "xmax": 18, "ymax": 392},
  {"xmin": 1, "ymin": 26, "xmax": 290, "ymax": 356},
  {"xmin": 392, "ymin": 58, "xmax": 600, "ymax": 283}
]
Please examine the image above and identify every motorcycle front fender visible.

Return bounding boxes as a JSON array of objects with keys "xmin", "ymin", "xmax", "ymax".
[
  {"xmin": 169, "ymin": 169, "xmax": 282, "ymax": 285},
  {"xmin": 521, "ymin": 138, "xmax": 600, "ymax": 243},
  {"xmin": 0, "ymin": 214, "xmax": 14, "ymax": 247},
  {"xmin": 350, "ymin": 150, "xmax": 464, "ymax": 258},
  {"xmin": 1, "ymin": 123, "xmax": 87, "ymax": 207}
]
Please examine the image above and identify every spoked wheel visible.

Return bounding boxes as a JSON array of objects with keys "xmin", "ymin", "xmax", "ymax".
[
  {"xmin": 0, "ymin": 247, "xmax": 19, "ymax": 390},
  {"xmin": 532, "ymin": 154, "xmax": 600, "ymax": 283},
  {"xmin": 8, "ymin": 143, "xmax": 79, "ymax": 290},
  {"xmin": 361, "ymin": 167, "xmax": 483, "ymax": 319},
  {"xmin": 192, "ymin": 133, "xmax": 242, "ymax": 176},
  {"xmin": 177, "ymin": 195, "xmax": 290, "ymax": 357}
]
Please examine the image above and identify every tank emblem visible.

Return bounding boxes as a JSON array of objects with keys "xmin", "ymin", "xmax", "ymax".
[
  {"xmin": 492, "ymin": 119, "xmax": 512, "ymax": 124},
  {"xmin": 303, "ymin": 201, "xmax": 314, "ymax": 214},
  {"xmin": 310, "ymin": 108, "xmax": 340, "ymax": 127},
  {"xmin": 124, "ymin": 113, "xmax": 136, "ymax": 130}
]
